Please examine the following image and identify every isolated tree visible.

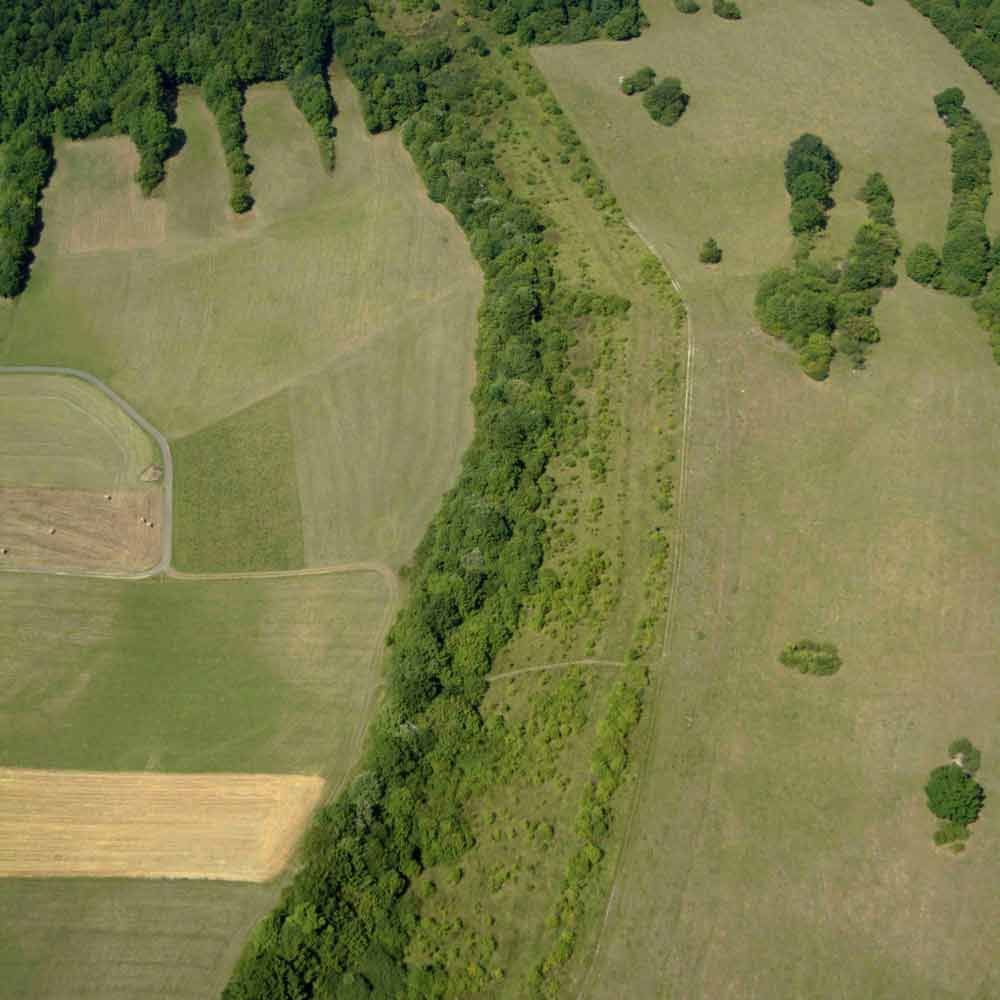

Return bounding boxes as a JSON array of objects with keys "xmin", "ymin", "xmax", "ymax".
[
  {"xmin": 642, "ymin": 78, "xmax": 689, "ymax": 126},
  {"xmin": 925, "ymin": 764, "xmax": 985, "ymax": 825},
  {"xmin": 712, "ymin": 0, "xmax": 741, "ymax": 19},
  {"xmin": 699, "ymin": 237, "xmax": 722, "ymax": 264}
]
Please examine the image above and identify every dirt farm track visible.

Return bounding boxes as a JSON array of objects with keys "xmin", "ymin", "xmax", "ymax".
[{"xmin": 0, "ymin": 768, "xmax": 326, "ymax": 881}]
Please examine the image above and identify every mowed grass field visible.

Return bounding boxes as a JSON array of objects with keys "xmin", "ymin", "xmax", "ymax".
[
  {"xmin": 0, "ymin": 570, "xmax": 389, "ymax": 776},
  {"xmin": 0, "ymin": 373, "xmax": 157, "ymax": 490},
  {"xmin": 0, "ymin": 72, "xmax": 479, "ymax": 572},
  {"xmin": 536, "ymin": 2, "xmax": 1000, "ymax": 997},
  {"xmin": 0, "ymin": 878, "xmax": 276, "ymax": 1000}
]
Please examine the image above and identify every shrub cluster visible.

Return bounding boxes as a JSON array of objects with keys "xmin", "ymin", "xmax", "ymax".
[
  {"xmin": 621, "ymin": 66, "xmax": 656, "ymax": 95},
  {"xmin": 469, "ymin": 0, "xmax": 648, "ymax": 43},
  {"xmin": 0, "ymin": 126, "xmax": 53, "ymax": 298},
  {"xmin": 674, "ymin": 0, "xmax": 701, "ymax": 11},
  {"xmin": 713, "ymin": 0, "xmax": 742, "ymax": 18},
  {"xmin": 642, "ymin": 77, "xmax": 689, "ymax": 127},
  {"xmin": 778, "ymin": 639, "xmax": 842, "ymax": 676},
  {"xmin": 757, "ymin": 160, "xmax": 899, "ymax": 379},
  {"xmin": 784, "ymin": 133, "xmax": 841, "ymax": 235},
  {"xmin": 0, "ymin": 0, "xmax": 339, "ymax": 291}
]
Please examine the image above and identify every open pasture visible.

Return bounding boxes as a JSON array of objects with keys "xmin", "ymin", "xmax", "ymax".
[
  {"xmin": 536, "ymin": 1, "xmax": 1000, "ymax": 997},
  {"xmin": 0, "ymin": 768, "xmax": 325, "ymax": 881}
]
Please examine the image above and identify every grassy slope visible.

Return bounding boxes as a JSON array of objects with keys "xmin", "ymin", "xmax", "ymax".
[
  {"xmin": 0, "ymin": 571, "xmax": 388, "ymax": 776},
  {"xmin": 0, "ymin": 373, "xmax": 157, "ymax": 489},
  {"xmin": 535, "ymin": 1, "xmax": 1000, "ymax": 997}
]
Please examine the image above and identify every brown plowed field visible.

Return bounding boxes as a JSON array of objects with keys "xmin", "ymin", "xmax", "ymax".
[
  {"xmin": 0, "ymin": 768, "xmax": 325, "ymax": 881},
  {"xmin": 0, "ymin": 485, "xmax": 162, "ymax": 573}
]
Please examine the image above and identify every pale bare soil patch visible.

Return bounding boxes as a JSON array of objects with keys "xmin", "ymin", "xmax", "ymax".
[
  {"xmin": 0, "ymin": 486, "xmax": 161, "ymax": 573},
  {"xmin": 0, "ymin": 768, "xmax": 325, "ymax": 881}
]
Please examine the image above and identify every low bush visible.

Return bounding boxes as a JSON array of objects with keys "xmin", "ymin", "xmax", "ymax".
[
  {"xmin": 674, "ymin": 0, "xmax": 700, "ymax": 10},
  {"xmin": 698, "ymin": 237, "xmax": 722, "ymax": 264},
  {"xmin": 933, "ymin": 820, "xmax": 971, "ymax": 846},
  {"xmin": 948, "ymin": 737, "xmax": 981, "ymax": 774},
  {"xmin": 641, "ymin": 77, "xmax": 689, "ymax": 126},
  {"xmin": 621, "ymin": 66, "xmax": 656, "ymax": 95},
  {"xmin": 778, "ymin": 639, "xmax": 842, "ymax": 676},
  {"xmin": 712, "ymin": 0, "xmax": 741, "ymax": 18}
]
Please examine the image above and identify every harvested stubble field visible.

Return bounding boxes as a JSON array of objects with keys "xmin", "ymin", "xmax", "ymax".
[
  {"xmin": 0, "ymin": 768, "xmax": 325, "ymax": 881},
  {"xmin": 0, "ymin": 485, "xmax": 161, "ymax": 573},
  {"xmin": 536, "ymin": 1, "xmax": 1000, "ymax": 997}
]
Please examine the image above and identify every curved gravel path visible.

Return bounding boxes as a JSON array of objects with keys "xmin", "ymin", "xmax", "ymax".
[{"xmin": 0, "ymin": 365, "xmax": 173, "ymax": 579}]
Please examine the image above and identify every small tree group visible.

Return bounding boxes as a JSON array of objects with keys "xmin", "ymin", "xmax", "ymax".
[
  {"xmin": 785, "ymin": 133, "xmax": 841, "ymax": 236},
  {"xmin": 642, "ymin": 78, "xmax": 689, "ymax": 126},
  {"xmin": 778, "ymin": 639, "xmax": 841, "ymax": 676},
  {"xmin": 925, "ymin": 738, "xmax": 985, "ymax": 852}
]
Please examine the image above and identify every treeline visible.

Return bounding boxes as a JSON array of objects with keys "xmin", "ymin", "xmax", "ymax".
[
  {"xmin": 908, "ymin": 0, "xmax": 1000, "ymax": 91},
  {"xmin": 902, "ymin": 88, "xmax": 1000, "ymax": 362},
  {"xmin": 221, "ymin": 2, "xmax": 620, "ymax": 996},
  {"xmin": 756, "ymin": 136, "xmax": 899, "ymax": 379},
  {"xmin": 906, "ymin": 88, "xmax": 992, "ymax": 295},
  {"xmin": 0, "ymin": 0, "xmax": 339, "ymax": 292},
  {"xmin": 466, "ymin": 0, "xmax": 647, "ymax": 44},
  {"xmin": 0, "ymin": 127, "xmax": 52, "ymax": 297}
]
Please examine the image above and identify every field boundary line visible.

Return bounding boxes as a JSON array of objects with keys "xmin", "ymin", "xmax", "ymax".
[
  {"xmin": 0, "ymin": 365, "xmax": 173, "ymax": 578},
  {"xmin": 576, "ymin": 221, "xmax": 697, "ymax": 999},
  {"xmin": 489, "ymin": 658, "xmax": 625, "ymax": 682}
]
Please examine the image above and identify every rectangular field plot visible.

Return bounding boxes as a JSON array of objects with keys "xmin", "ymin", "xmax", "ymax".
[
  {"xmin": 0, "ymin": 877, "xmax": 276, "ymax": 1000},
  {"xmin": 0, "ymin": 486, "xmax": 162, "ymax": 573},
  {"xmin": 0, "ymin": 571, "xmax": 389, "ymax": 777},
  {"xmin": 0, "ymin": 374, "xmax": 158, "ymax": 490},
  {"xmin": 0, "ymin": 768, "xmax": 324, "ymax": 881}
]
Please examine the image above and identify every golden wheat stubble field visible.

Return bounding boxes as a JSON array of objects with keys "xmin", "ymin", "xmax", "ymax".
[{"xmin": 0, "ymin": 768, "xmax": 326, "ymax": 881}]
